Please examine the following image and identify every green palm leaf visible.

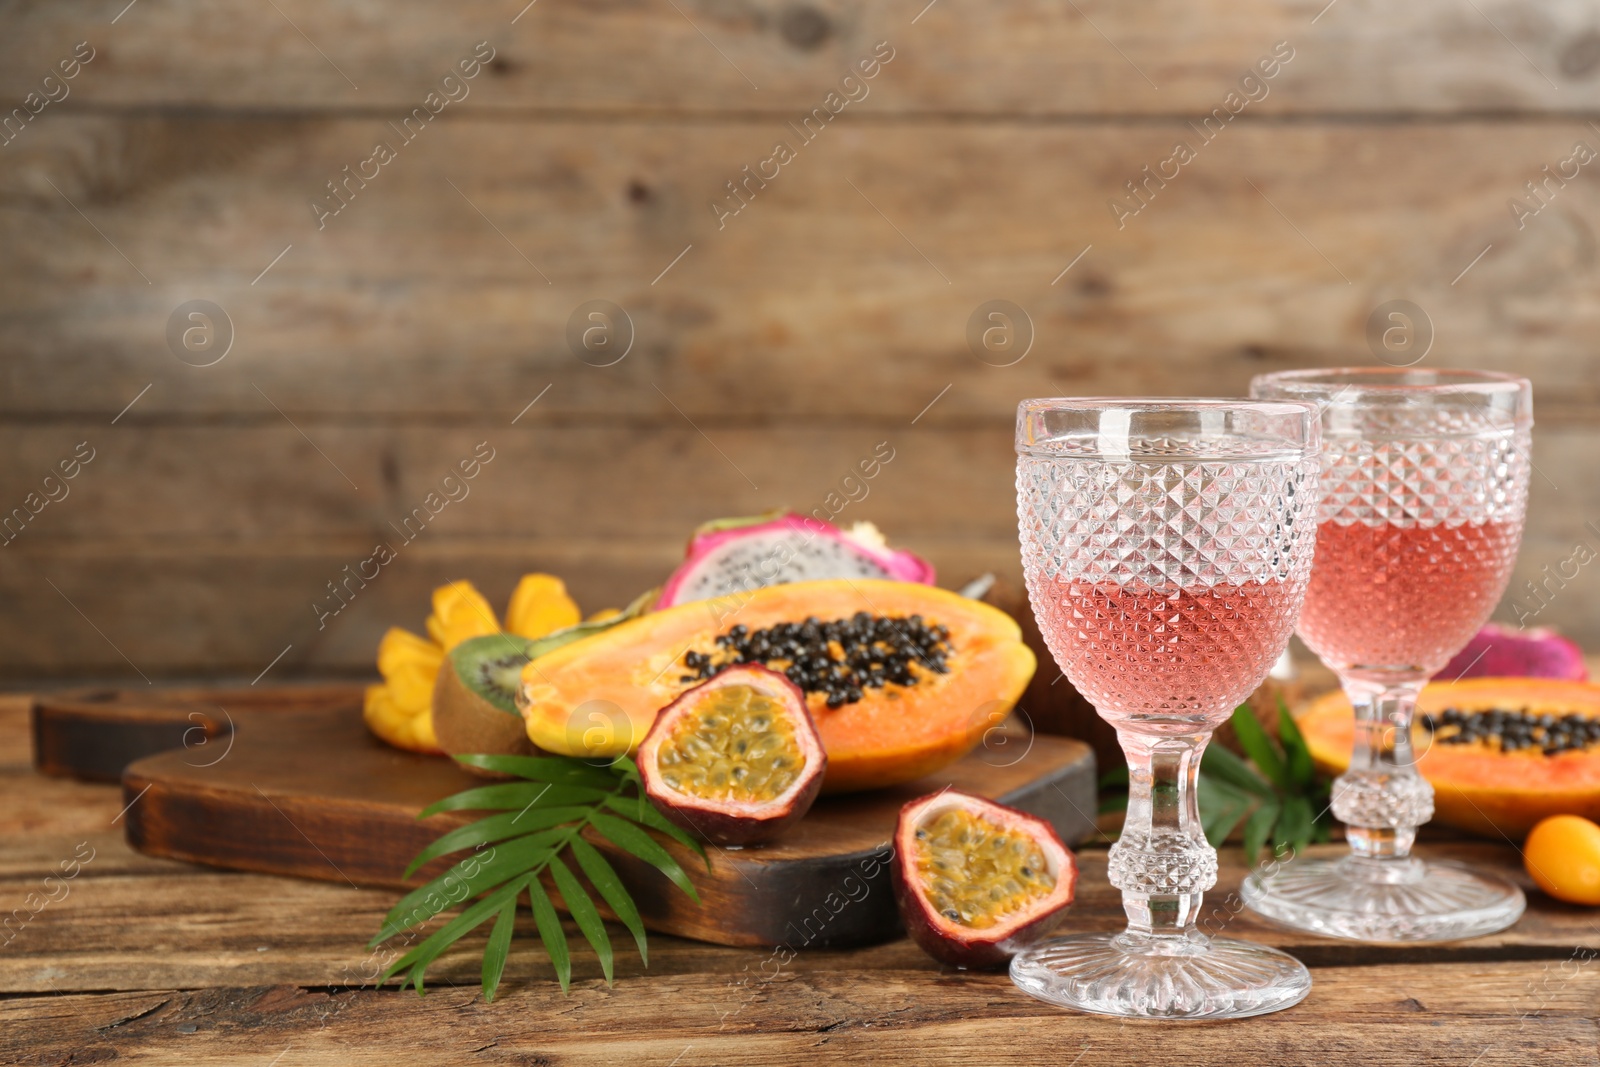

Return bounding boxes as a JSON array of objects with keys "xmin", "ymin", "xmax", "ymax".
[
  {"xmin": 1243, "ymin": 796, "xmax": 1280, "ymax": 863},
  {"xmin": 550, "ymin": 855, "xmax": 614, "ymax": 984},
  {"xmin": 588, "ymin": 812, "xmax": 700, "ymax": 902},
  {"xmin": 1228, "ymin": 707, "xmax": 1290, "ymax": 792},
  {"xmin": 602, "ymin": 794, "xmax": 708, "ymax": 866},
  {"xmin": 570, "ymin": 836, "xmax": 649, "ymax": 967},
  {"xmin": 403, "ymin": 808, "xmax": 595, "ymax": 878},
  {"xmin": 372, "ymin": 748, "xmax": 704, "ymax": 1002},
  {"xmin": 480, "ymin": 897, "xmax": 519, "ymax": 1002},
  {"xmin": 453, "ymin": 754, "xmax": 622, "ymax": 789},
  {"xmin": 418, "ymin": 781, "xmax": 613, "ymax": 819},
  {"xmin": 376, "ymin": 831, "xmax": 562, "ymax": 943},
  {"xmin": 526, "ymin": 878, "xmax": 572, "ymax": 992}
]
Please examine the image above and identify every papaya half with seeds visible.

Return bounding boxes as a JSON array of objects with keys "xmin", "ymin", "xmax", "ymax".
[
  {"xmin": 1299, "ymin": 678, "xmax": 1600, "ymax": 838},
  {"xmin": 516, "ymin": 579, "xmax": 1037, "ymax": 793}
]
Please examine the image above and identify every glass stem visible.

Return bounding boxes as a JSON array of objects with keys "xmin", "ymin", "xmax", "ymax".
[
  {"xmin": 1333, "ymin": 677, "xmax": 1434, "ymax": 864},
  {"xmin": 1109, "ymin": 730, "xmax": 1217, "ymax": 942}
]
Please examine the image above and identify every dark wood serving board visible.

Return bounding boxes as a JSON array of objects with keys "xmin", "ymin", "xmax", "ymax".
[{"xmin": 31, "ymin": 686, "xmax": 1097, "ymax": 948}]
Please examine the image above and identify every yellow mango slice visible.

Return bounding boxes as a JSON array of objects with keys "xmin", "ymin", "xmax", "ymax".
[
  {"xmin": 504, "ymin": 573, "xmax": 582, "ymax": 639},
  {"xmin": 363, "ymin": 681, "xmax": 440, "ymax": 753},
  {"xmin": 426, "ymin": 581, "xmax": 500, "ymax": 649}
]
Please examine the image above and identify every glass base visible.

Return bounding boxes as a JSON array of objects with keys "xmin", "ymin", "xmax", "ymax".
[
  {"xmin": 1241, "ymin": 855, "xmax": 1526, "ymax": 942},
  {"xmin": 1008, "ymin": 931, "xmax": 1312, "ymax": 1020}
]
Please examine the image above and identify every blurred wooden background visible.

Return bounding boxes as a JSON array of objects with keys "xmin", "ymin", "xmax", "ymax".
[{"xmin": 2, "ymin": 0, "xmax": 1599, "ymax": 681}]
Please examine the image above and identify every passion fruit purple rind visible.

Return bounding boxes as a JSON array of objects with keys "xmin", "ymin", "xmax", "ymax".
[
  {"xmin": 892, "ymin": 790, "xmax": 1077, "ymax": 969},
  {"xmin": 638, "ymin": 664, "xmax": 825, "ymax": 846}
]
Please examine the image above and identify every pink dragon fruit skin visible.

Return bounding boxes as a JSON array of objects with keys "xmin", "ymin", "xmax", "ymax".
[
  {"xmin": 1436, "ymin": 623, "xmax": 1588, "ymax": 682},
  {"xmin": 655, "ymin": 512, "xmax": 936, "ymax": 609}
]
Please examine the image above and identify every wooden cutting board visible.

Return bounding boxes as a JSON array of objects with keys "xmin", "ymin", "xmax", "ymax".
[{"xmin": 31, "ymin": 686, "xmax": 1097, "ymax": 948}]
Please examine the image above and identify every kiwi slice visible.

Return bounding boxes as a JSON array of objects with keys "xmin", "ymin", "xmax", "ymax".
[
  {"xmin": 432, "ymin": 617, "xmax": 627, "ymax": 774},
  {"xmin": 433, "ymin": 633, "xmax": 540, "ymax": 773}
]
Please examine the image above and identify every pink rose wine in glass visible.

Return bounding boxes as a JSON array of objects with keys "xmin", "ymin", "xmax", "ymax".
[
  {"xmin": 1298, "ymin": 519, "xmax": 1522, "ymax": 672},
  {"xmin": 1010, "ymin": 399, "xmax": 1320, "ymax": 1019},
  {"xmin": 1243, "ymin": 369, "xmax": 1532, "ymax": 942},
  {"xmin": 1035, "ymin": 580, "xmax": 1303, "ymax": 724}
]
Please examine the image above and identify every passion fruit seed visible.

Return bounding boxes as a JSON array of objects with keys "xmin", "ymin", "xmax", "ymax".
[
  {"xmin": 1422, "ymin": 707, "xmax": 1600, "ymax": 756},
  {"xmin": 913, "ymin": 808, "xmax": 1056, "ymax": 930},
  {"xmin": 678, "ymin": 612, "xmax": 952, "ymax": 710},
  {"xmin": 657, "ymin": 684, "xmax": 805, "ymax": 803}
]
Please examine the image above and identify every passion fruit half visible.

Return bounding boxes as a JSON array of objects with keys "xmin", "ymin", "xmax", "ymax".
[
  {"xmin": 892, "ymin": 790, "xmax": 1077, "ymax": 968},
  {"xmin": 637, "ymin": 664, "xmax": 826, "ymax": 846}
]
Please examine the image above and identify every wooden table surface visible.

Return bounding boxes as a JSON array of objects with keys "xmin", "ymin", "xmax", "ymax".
[{"xmin": 5, "ymin": 693, "xmax": 1600, "ymax": 1066}]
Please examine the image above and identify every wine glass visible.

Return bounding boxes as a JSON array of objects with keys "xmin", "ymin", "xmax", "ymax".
[
  {"xmin": 1011, "ymin": 398, "xmax": 1321, "ymax": 1019},
  {"xmin": 1242, "ymin": 368, "xmax": 1532, "ymax": 942}
]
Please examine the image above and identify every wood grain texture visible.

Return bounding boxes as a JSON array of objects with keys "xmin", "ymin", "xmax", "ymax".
[
  {"xmin": 2, "ymin": 965, "xmax": 1598, "ymax": 1066},
  {"xmin": 5, "ymin": 119, "xmax": 1600, "ymax": 421},
  {"xmin": 7, "ymin": 695, "xmax": 1600, "ymax": 1063},
  {"xmin": 31, "ymin": 687, "xmax": 1095, "ymax": 946},
  {"xmin": 1, "ymin": 422, "xmax": 1596, "ymax": 674},
  {"xmin": 4, "ymin": 0, "xmax": 1600, "ymax": 114},
  {"xmin": 3, "ymin": 4, "xmax": 1599, "ymax": 681}
]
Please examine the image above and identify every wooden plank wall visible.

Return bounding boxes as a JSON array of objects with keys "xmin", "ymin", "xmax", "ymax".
[{"xmin": 2, "ymin": 0, "xmax": 1599, "ymax": 679}]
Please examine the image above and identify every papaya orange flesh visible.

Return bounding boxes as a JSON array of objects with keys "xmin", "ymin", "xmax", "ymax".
[
  {"xmin": 1299, "ymin": 678, "xmax": 1600, "ymax": 838},
  {"xmin": 518, "ymin": 579, "xmax": 1036, "ymax": 793}
]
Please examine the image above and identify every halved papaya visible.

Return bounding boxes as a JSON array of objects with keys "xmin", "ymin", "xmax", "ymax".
[
  {"xmin": 517, "ymin": 579, "xmax": 1036, "ymax": 793},
  {"xmin": 1299, "ymin": 678, "xmax": 1600, "ymax": 838}
]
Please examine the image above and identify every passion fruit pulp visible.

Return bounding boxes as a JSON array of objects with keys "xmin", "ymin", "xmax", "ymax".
[
  {"xmin": 893, "ymin": 791, "xmax": 1076, "ymax": 968},
  {"xmin": 638, "ymin": 664, "xmax": 825, "ymax": 846}
]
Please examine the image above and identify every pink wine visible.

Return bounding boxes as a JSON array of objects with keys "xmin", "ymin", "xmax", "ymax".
[
  {"xmin": 1296, "ymin": 519, "xmax": 1521, "ymax": 675},
  {"xmin": 1033, "ymin": 578, "xmax": 1300, "ymax": 727}
]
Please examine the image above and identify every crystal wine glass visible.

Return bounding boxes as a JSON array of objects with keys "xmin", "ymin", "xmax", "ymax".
[
  {"xmin": 1011, "ymin": 398, "xmax": 1321, "ymax": 1019},
  {"xmin": 1242, "ymin": 368, "xmax": 1532, "ymax": 942}
]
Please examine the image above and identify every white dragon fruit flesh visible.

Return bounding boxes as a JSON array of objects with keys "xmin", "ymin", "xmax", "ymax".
[{"xmin": 655, "ymin": 512, "xmax": 935, "ymax": 609}]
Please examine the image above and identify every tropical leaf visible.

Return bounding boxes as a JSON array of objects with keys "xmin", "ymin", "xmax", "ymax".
[
  {"xmin": 377, "ymin": 831, "xmax": 562, "ymax": 942},
  {"xmin": 1277, "ymin": 699, "xmax": 1315, "ymax": 788},
  {"xmin": 588, "ymin": 812, "xmax": 700, "ymax": 902},
  {"xmin": 570, "ymin": 836, "xmax": 649, "ymax": 967},
  {"xmin": 418, "ymin": 781, "xmax": 613, "ymax": 819},
  {"xmin": 1243, "ymin": 796, "xmax": 1280, "ymax": 863},
  {"xmin": 602, "ymin": 794, "xmax": 709, "ymax": 866},
  {"xmin": 480, "ymin": 897, "xmax": 519, "ymax": 1002},
  {"xmin": 453, "ymin": 754, "xmax": 621, "ymax": 789},
  {"xmin": 550, "ymin": 855, "xmax": 614, "ymax": 985},
  {"xmin": 403, "ymin": 807, "xmax": 595, "ymax": 878},
  {"xmin": 526, "ymin": 878, "xmax": 572, "ymax": 992},
  {"xmin": 373, "ymin": 748, "xmax": 704, "ymax": 1002},
  {"xmin": 1276, "ymin": 794, "xmax": 1314, "ymax": 856},
  {"xmin": 1229, "ymin": 706, "xmax": 1290, "ymax": 791},
  {"xmin": 380, "ymin": 871, "xmax": 535, "ymax": 988},
  {"xmin": 1197, "ymin": 772, "xmax": 1255, "ymax": 848},
  {"xmin": 1199, "ymin": 743, "xmax": 1275, "ymax": 798}
]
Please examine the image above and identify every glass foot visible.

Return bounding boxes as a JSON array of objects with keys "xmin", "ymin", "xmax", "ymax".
[
  {"xmin": 1241, "ymin": 855, "xmax": 1525, "ymax": 942},
  {"xmin": 1008, "ymin": 932, "xmax": 1312, "ymax": 1020}
]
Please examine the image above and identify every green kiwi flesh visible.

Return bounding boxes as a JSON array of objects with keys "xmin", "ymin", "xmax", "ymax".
[{"xmin": 432, "ymin": 618, "xmax": 629, "ymax": 773}]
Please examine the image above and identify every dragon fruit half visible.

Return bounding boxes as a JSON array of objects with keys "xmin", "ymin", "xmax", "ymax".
[
  {"xmin": 1436, "ymin": 623, "xmax": 1588, "ymax": 682},
  {"xmin": 655, "ymin": 512, "xmax": 936, "ymax": 609}
]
